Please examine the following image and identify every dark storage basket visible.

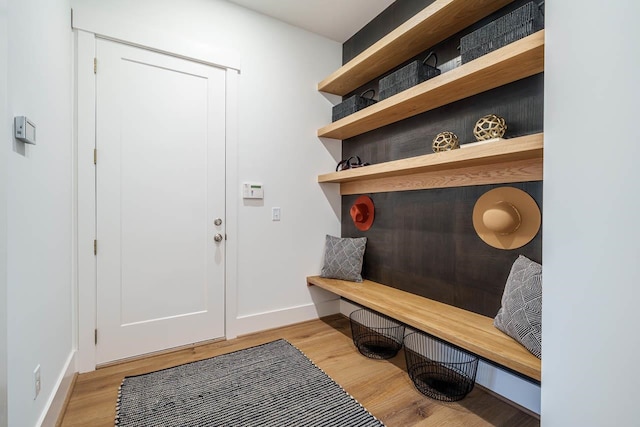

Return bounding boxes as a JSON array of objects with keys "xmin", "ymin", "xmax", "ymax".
[
  {"xmin": 349, "ymin": 308, "xmax": 405, "ymax": 359},
  {"xmin": 460, "ymin": 1, "xmax": 544, "ymax": 64},
  {"xmin": 404, "ymin": 332, "xmax": 478, "ymax": 402},
  {"xmin": 332, "ymin": 89, "xmax": 377, "ymax": 122},
  {"xmin": 379, "ymin": 53, "xmax": 441, "ymax": 100}
]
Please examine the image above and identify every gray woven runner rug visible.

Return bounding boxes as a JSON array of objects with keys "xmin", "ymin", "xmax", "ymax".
[{"xmin": 115, "ymin": 339, "xmax": 384, "ymax": 426}]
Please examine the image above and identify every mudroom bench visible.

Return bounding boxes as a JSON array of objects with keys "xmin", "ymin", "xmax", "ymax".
[{"xmin": 307, "ymin": 275, "xmax": 541, "ymax": 382}]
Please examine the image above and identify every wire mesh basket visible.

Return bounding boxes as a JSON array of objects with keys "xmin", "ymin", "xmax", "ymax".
[
  {"xmin": 404, "ymin": 332, "xmax": 478, "ymax": 402},
  {"xmin": 349, "ymin": 308, "xmax": 405, "ymax": 359}
]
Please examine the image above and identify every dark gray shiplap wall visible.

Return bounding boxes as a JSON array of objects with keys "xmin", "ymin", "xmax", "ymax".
[{"xmin": 339, "ymin": 0, "xmax": 543, "ymax": 316}]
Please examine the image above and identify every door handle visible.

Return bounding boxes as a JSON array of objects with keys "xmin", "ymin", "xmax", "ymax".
[{"xmin": 214, "ymin": 233, "xmax": 224, "ymax": 243}]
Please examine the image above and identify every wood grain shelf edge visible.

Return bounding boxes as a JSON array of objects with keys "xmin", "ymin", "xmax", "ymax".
[{"xmin": 338, "ymin": 158, "xmax": 543, "ymax": 194}]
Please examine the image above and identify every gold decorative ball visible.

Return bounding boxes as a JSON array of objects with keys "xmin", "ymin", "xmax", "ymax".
[
  {"xmin": 432, "ymin": 131, "xmax": 460, "ymax": 152},
  {"xmin": 474, "ymin": 114, "xmax": 507, "ymax": 141}
]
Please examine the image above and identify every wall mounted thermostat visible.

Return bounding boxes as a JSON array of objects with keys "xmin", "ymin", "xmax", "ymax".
[
  {"xmin": 14, "ymin": 116, "xmax": 36, "ymax": 145},
  {"xmin": 242, "ymin": 183, "xmax": 264, "ymax": 199}
]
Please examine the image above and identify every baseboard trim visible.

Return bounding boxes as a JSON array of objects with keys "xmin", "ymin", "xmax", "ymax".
[
  {"xmin": 39, "ymin": 350, "xmax": 77, "ymax": 427},
  {"xmin": 230, "ymin": 300, "xmax": 340, "ymax": 337}
]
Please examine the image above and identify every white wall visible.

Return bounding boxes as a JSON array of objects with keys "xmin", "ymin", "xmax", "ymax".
[
  {"xmin": 71, "ymin": 0, "xmax": 342, "ymax": 340},
  {"xmin": 542, "ymin": 1, "xmax": 640, "ymax": 425},
  {"xmin": 6, "ymin": 0, "xmax": 74, "ymax": 426},
  {"xmin": 0, "ymin": 0, "xmax": 9, "ymax": 425}
]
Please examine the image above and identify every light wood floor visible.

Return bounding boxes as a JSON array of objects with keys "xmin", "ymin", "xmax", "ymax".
[{"xmin": 60, "ymin": 315, "xmax": 539, "ymax": 427}]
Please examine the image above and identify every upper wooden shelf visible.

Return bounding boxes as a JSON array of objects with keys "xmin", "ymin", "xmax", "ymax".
[
  {"xmin": 318, "ymin": 30, "xmax": 545, "ymax": 141},
  {"xmin": 318, "ymin": 133, "xmax": 543, "ymax": 194},
  {"xmin": 307, "ymin": 275, "xmax": 541, "ymax": 381},
  {"xmin": 318, "ymin": 0, "xmax": 513, "ymax": 96}
]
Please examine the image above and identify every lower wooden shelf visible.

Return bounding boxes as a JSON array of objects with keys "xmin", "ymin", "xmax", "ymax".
[
  {"xmin": 308, "ymin": 275, "xmax": 541, "ymax": 381},
  {"xmin": 318, "ymin": 133, "xmax": 543, "ymax": 195}
]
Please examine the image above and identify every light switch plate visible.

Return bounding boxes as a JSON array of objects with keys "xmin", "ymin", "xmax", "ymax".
[{"xmin": 272, "ymin": 207, "xmax": 281, "ymax": 221}]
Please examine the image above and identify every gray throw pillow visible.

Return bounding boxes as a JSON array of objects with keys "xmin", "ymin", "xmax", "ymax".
[
  {"xmin": 320, "ymin": 235, "xmax": 367, "ymax": 282},
  {"xmin": 494, "ymin": 255, "xmax": 542, "ymax": 359}
]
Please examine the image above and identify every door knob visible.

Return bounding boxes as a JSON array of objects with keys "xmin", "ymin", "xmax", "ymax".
[
  {"xmin": 214, "ymin": 233, "xmax": 224, "ymax": 243},
  {"xmin": 214, "ymin": 218, "xmax": 222, "ymax": 226}
]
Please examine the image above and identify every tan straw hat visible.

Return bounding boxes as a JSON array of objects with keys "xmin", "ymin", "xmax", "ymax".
[{"xmin": 472, "ymin": 187, "xmax": 541, "ymax": 250}]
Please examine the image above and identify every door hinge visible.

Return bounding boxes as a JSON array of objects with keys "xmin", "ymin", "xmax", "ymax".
[
  {"xmin": 93, "ymin": 239, "xmax": 97, "ymax": 255},
  {"xmin": 93, "ymin": 148, "xmax": 97, "ymax": 165},
  {"xmin": 95, "ymin": 329, "xmax": 98, "ymax": 345},
  {"xmin": 94, "ymin": 57, "xmax": 97, "ymax": 74}
]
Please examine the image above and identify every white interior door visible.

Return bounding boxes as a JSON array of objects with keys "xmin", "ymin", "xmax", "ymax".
[{"xmin": 95, "ymin": 39, "xmax": 226, "ymax": 364}]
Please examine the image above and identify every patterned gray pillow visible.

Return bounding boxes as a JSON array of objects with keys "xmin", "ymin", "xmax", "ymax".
[
  {"xmin": 494, "ymin": 255, "xmax": 542, "ymax": 359},
  {"xmin": 320, "ymin": 235, "xmax": 367, "ymax": 282}
]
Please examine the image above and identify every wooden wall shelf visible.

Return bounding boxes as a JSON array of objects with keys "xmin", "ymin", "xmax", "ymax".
[
  {"xmin": 317, "ymin": 0, "xmax": 513, "ymax": 96},
  {"xmin": 318, "ymin": 30, "xmax": 545, "ymax": 141},
  {"xmin": 318, "ymin": 133, "xmax": 543, "ymax": 194}
]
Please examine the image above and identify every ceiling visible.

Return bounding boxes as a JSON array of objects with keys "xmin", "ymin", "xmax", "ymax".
[{"xmin": 225, "ymin": 0, "xmax": 396, "ymax": 43}]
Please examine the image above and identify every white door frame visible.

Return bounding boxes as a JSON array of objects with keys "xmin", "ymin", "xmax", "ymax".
[{"xmin": 74, "ymin": 28, "xmax": 240, "ymax": 372}]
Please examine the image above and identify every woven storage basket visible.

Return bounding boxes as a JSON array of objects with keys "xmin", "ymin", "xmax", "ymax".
[
  {"xmin": 460, "ymin": 1, "xmax": 544, "ymax": 64},
  {"xmin": 379, "ymin": 53, "xmax": 441, "ymax": 101},
  {"xmin": 332, "ymin": 89, "xmax": 377, "ymax": 122},
  {"xmin": 404, "ymin": 332, "xmax": 478, "ymax": 402},
  {"xmin": 349, "ymin": 308, "xmax": 405, "ymax": 359}
]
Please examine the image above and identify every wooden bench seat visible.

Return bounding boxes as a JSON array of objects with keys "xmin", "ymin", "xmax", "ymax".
[{"xmin": 307, "ymin": 275, "xmax": 541, "ymax": 382}]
